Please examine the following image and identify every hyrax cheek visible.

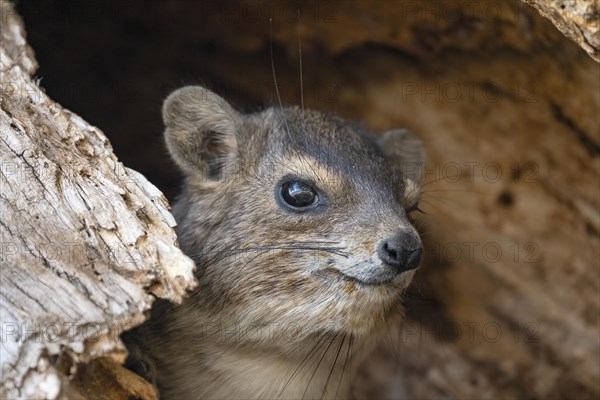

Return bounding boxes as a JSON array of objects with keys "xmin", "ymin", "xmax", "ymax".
[{"xmin": 336, "ymin": 254, "xmax": 385, "ymax": 278}]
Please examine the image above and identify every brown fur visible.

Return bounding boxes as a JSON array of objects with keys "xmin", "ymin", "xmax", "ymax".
[{"xmin": 124, "ymin": 86, "xmax": 425, "ymax": 399}]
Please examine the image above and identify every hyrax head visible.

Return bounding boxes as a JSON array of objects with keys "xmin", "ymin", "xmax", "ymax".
[{"xmin": 164, "ymin": 86, "xmax": 424, "ymax": 337}]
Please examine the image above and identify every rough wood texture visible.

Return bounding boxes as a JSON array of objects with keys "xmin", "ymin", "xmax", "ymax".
[
  {"xmin": 0, "ymin": 3, "xmax": 195, "ymax": 399},
  {"xmin": 523, "ymin": 0, "xmax": 600, "ymax": 61}
]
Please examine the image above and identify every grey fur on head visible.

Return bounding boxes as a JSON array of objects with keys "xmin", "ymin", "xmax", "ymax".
[{"xmin": 164, "ymin": 86, "xmax": 425, "ymax": 184}]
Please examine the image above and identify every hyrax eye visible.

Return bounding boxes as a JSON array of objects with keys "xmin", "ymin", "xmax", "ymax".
[
  {"xmin": 407, "ymin": 201, "xmax": 419, "ymax": 214},
  {"xmin": 280, "ymin": 181, "xmax": 318, "ymax": 209},
  {"xmin": 406, "ymin": 202, "xmax": 425, "ymax": 222}
]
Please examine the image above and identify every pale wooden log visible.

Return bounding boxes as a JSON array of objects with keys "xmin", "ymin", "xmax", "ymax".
[
  {"xmin": 0, "ymin": 3, "xmax": 196, "ymax": 398},
  {"xmin": 523, "ymin": 0, "xmax": 600, "ymax": 62}
]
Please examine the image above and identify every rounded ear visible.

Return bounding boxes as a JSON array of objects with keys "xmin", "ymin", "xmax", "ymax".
[
  {"xmin": 377, "ymin": 129, "xmax": 425, "ymax": 183},
  {"xmin": 163, "ymin": 86, "xmax": 240, "ymax": 180}
]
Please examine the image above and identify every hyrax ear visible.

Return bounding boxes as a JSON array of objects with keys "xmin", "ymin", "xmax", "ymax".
[
  {"xmin": 163, "ymin": 86, "xmax": 240, "ymax": 180},
  {"xmin": 376, "ymin": 129, "xmax": 425, "ymax": 183}
]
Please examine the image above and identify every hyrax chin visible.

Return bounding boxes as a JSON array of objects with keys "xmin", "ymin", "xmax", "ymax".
[{"xmin": 124, "ymin": 86, "xmax": 425, "ymax": 399}]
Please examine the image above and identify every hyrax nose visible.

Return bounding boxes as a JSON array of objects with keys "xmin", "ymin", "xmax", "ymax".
[{"xmin": 378, "ymin": 235, "xmax": 422, "ymax": 273}]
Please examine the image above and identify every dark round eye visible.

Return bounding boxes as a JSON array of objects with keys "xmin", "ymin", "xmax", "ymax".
[{"xmin": 280, "ymin": 181, "xmax": 318, "ymax": 209}]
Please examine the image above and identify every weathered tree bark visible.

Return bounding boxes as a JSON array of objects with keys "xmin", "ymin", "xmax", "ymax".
[
  {"xmin": 523, "ymin": 0, "xmax": 600, "ymax": 62},
  {"xmin": 1, "ymin": 3, "xmax": 195, "ymax": 399}
]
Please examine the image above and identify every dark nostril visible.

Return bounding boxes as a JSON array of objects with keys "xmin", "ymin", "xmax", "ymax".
[
  {"xmin": 378, "ymin": 238, "xmax": 422, "ymax": 273},
  {"xmin": 378, "ymin": 238, "xmax": 403, "ymax": 267},
  {"xmin": 383, "ymin": 242, "xmax": 398, "ymax": 260}
]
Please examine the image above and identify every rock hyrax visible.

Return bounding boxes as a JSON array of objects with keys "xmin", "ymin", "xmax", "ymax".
[{"xmin": 125, "ymin": 86, "xmax": 425, "ymax": 399}]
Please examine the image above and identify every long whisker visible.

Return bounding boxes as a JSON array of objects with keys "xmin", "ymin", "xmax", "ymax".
[
  {"xmin": 320, "ymin": 333, "xmax": 346, "ymax": 399},
  {"xmin": 293, "ymin": 11, "xmax": 331, "ymax": 180},
  {"xmin": 419, "ymin": 197, "xmax": 461, "ymax": 212},
  {"xmin": 335, "ymin": 335, "xmax": 353, "ymax": 398},
  {"xmin": 263, "ymin": 245, "xmax": 349, "ymax": 258},
  {"xmin": 419, "ymin": 171, "xmax": 506, "ymax": 188},
  {"xmin": 269, "ymin": 17, "xmax": 292, "ymax": 140},
  {"xmin": 382, "ymin": 304, "xmax": 399, "ymax": 369},
  {"xmin": 409, "ymin": 277, "xmax": 427, "ymax": 301},
  {"xmin": 201, "ymin": 243, "xmax": 350, "ymax": 262},
  {"xmin": 297, "ymin": 9, "xmax": 304, "ymax": 115},
  {"xmin": 194, "ymin": 240, "xmax": 349, "ymax": 261},
  {"xmin": 301, "ymin": 333, "xmax": 338, "ymax": 399},
  {"xmin": 277, "ymin": 333, "xmax": 329, "ymax": 399},
  {"xmin": 237, "ymin": 247, "xmax": 348, "ymax": 260},
  {"xmin": 421, "ymin": 188, "xmax": 479, "ymax": 193}
]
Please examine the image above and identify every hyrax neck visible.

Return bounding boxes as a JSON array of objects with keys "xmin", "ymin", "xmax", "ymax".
[{"xmin": 183, "ymin": 324, "xmax": 372, "ymax": 399}]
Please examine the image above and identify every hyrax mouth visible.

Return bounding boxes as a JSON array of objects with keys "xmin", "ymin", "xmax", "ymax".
[{"xmin": 317, "ymin": 267, "xmax": 412, "ymax": 288}]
